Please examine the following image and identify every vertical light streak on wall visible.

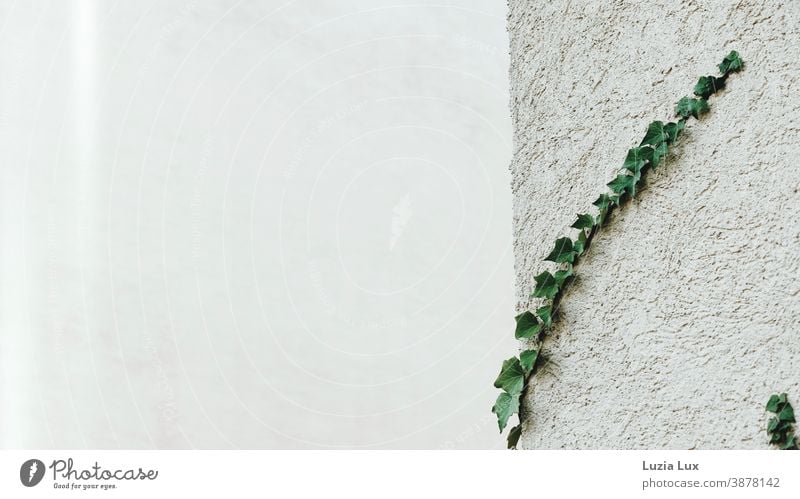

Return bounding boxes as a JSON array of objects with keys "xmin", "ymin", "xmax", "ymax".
[
  {"xmin": 72, "ymin": 0, "xmax": 99, "ymax": 441},
  {"xmin": 0, "ymin": 4, "xmax": 41, "ymax": 447},
  {"xmin": 72, "ymin": 0, "xmax": 96, "ymax": 156},
  {"xmin": 74, "ymin": 0, "xmax": 95, "ymax": 168},
  {"xmin": 0, "ymin": 0, "xmax": 99, "ymax": 447},
  {"xmin": 0, "ymin": 9, "xmax": 26, "ymax": 447}
]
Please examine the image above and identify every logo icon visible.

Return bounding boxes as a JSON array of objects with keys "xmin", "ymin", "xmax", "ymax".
[{"xmin": 20, "ymin": 459, "xmax": 45, "ymax": 487}]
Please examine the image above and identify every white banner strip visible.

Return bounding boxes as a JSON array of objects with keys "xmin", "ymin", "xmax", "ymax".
[{"xmin": 1, "ymin": 450, "xmax": 798, "ymax": 498}]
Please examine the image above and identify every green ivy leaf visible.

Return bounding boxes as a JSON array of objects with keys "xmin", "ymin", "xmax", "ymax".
[
  {"xmin": 650, "ymin": 141, "xmax": 669, "ymax": 169},
  {"xmin": 780, "ymin": 433, "xmax": 798, "ymax": 450},
  {"xmin": 571, "ymin": 213, "xmax": 595, "ymax": 230},
  {"xmin": 768, "ymin": 417, "xmax": 779, "ymax": 433},
  {"xmin": 676, "ymin": 97, "xmax": 710, "ymax": 119},
  {"xmin": 778, "ymin": 404, "xmax": 795, "ymax": 423},
  {"xmin": 492, "ymin": 392, "xmax": 519, "ymax": 432},
  {"xmin": 593, "ymin": 193, "xmax": 619, "ymax": 211},
  {"xmin": 766, "ymin": 394, "xmax": 783, "ymax": 413},
  {"xmin": 694, "ymin": 75, "xmax": 724, "ymax": 99},
  {"xmin": 506, "ymin": 424, "xmax": 522, "ymax": 449},
  {"xmin": 554, "ymin": 267, "xmax": 573, "ymax": 286},
  {"xmin": 519, "ymin": 349, "xmax": 539, "ymax": 375},
  {"xmin": 593, "ymin": 193, "xmax": 619, "ymax": 224},
  {"xmin": 640, "ymin": 121, "xmax": 667, "ymax": 147},
  {"xmin": 623, "ymin": 147, "xmax": 650, "ymax": 174},
  {"xmin": 607, "ymin": 173, "xmax": 638, "ymax": 198},
  {"xmin": 514, "ymin": 311, "xmax": 541, "ymax": 340},
  {"xmin": 664, "ymin": 120, "xmax": 685, "ymax": 144},
  {"xmin": 532, "ymin": 271, "xmax": 559, "ymax": 300},
  {"xmin": 766, "ymin": 393, "xmax": 797, "ymax": 450},
  {"xmin": 493, "ymin": 357, "xmax": 525, "ymax": 395},
  {"xmin": 718, "ymin": 50, "xmax": 743, "ymax": 74},
  {"xmin": 573, "ymin": 230, "xmax": 587, "ymax": 256},
  {"xmin": 775, "ymin": 420, "xmax": 791, "ymax": 435},
  {"xmin": 536, "ymin": 305, "xmax": 553, "ymax": 328},
  {"xmin": 545, "ymin": 237, "xmax": 577, "ymax": 264}
]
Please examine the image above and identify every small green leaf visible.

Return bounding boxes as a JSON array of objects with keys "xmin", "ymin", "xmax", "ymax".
[
  {"xmin": 780, "ymin": 433, "xmax": 798, "ymax": 450},
  {"xmin": 676, "ymin": 97, "xmax": 710, "ymax": 119},
  {"xmin": 532, "ymin": 271, "xmax": 559, "ymax": 300},
  {"xmin": 766, "ymin": 393, "xmax": 797, "ymax": 450},
  {"xmin": 651, "ymin": 142, "xmax": 669, "ymax": 169},
  {"xmin": 640, "ymin": 121, "xmax": 667, "ymax": 147},
  {"xmin": 573, "ymin": 230, "xmax": 587, "ymax": 256},
  {"xmin": 768, "ymin": 417, "xmax": 779, "ymax": 433},
  {"xmin": 593, "ymin": 193, "xmax": 618, "ymax": 224},
  {"xmin": 593, "ymin": 193, "xmax": 619, "ymax": 211},
  {"xmin": 493, "ymin": 357, "xmax": 525, "ymax": 395},
  {"xmin": 514, "ymin": 311, "xmax": 541, "ymax": 340},
  {"xmin": 778, "ymin": 404, "xmax": 795, "ymax": 423},
  {"xmin": 767, "ymin": 394, "xmax": 783, "ymax": 413},
  {"xmin": 607, "ymin": 173, "xmax": 638, "ymax": 197},
  {"xmin": 519, "ymin": 349, "xmax": 539, "ymax": 375},
  {"xmin": 664, "ymin": 121, "xmax": 685, "ymax": 144},
  {"xmin": 545, "ymin": 237, "xmax": 577, "ymax": 264},
  {"xmin": 623, "ymin": 147, "xmax": 650, "ymax": 174},
  {"xmin": 536, "ymin": 305, "xmax": 553, "ymax": 328},
  {"xmin": 694, "ymin": 75, "xmax": 724, "ymax": 99},
  {"xmin": 718, "ymin": 50, "xmax": 743, "ymax": 74},
  {"xmin": 492, "ymin": 392, "xmax": 519, "ymax": 432},
  {"xmin": 554, "ymin": 267, "xmax": 573, "ymax": 286},
  {"xmin": 506, "ymin": 424, "xmax": 522, "ymax": 449},
  {"xmin": 571, "ymin": 213, "xmax": 595, "ymax": 230}
]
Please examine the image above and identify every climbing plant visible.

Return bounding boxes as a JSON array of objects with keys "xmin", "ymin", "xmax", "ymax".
[
  {"xmin": 766, "ymin": 393, "xmax": 798, "ymax": 450},
  {"xmin": 493, "ymin": 51, "xmax": 745, "ymax": 449}
]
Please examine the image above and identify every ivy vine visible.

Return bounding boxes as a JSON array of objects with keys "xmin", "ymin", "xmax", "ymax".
[
  {"xmin": 494, "ymin": 51, "xmax": 745, "ymax": 449},
  {"xmin": 766, "ymin": 393, "xmax": 798, "ymax": 450}
]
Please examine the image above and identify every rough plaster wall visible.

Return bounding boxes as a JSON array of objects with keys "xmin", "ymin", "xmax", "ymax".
[{"xmin": 508, "ymin": 0, "xmax": 800, "ymax": 449}]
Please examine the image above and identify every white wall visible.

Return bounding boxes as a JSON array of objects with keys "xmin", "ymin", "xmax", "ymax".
[
  {"xmin": 0, "ymin": 0, "xmax": 514, "ymax": 448},
  {"xmin": 509, "ymin": 0, "xmax": 800, "ymax": 448}
]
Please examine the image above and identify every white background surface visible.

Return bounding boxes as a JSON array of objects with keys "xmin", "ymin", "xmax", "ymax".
[{"xmin": 0, "ymin": 0, "xmax": 514, "ymax": 448}]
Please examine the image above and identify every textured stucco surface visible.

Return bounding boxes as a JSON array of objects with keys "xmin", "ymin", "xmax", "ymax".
[{"xmin": 509, "ymin": 0, "xmax": 800, "ymax": 449}]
